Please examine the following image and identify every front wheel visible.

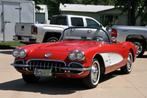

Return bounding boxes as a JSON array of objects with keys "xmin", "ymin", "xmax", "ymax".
[
  {"xmin": 121, "ymin": 52, "xmax": 133, "ymax": 74},
  {"xmin": 82, "ymin": 59, "xmax": 101, "ymax": 88}
]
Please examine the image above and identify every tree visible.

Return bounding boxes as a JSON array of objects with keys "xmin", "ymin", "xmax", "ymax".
[
  {"xmin": 81, "ymin": 0, "xmax": 113, "ymax": 5},
  {"xmin": 114, "ymin": 0, "xmax": 147, "ymax": 25}
]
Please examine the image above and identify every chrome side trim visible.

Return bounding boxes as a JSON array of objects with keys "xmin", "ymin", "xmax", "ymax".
[
  {"xmin": 68, "ymin": 62, "xmax": 83, "ymax": 67},
  {"xmin": 60, "ymin": 67, "xmax": 91, "ymax": 71},
  {"xmin": 11, "ymin": 63, "xmax": 29, "ymax": 67},
  {"xmin": 67, "ymin": 62, "xmax": 91, "ymax": 71}
]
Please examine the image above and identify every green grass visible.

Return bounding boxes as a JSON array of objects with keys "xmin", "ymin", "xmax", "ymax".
[{"xmin": 0, "ymin": 41, "xmax": 25, "ymax": 49}]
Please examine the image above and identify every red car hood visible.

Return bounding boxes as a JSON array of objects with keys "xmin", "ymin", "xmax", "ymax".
[
  {"xmin": 24, "ymin": 40, "xmax": 102, "ymax": 60},
  {"xmin": 36, "ymin": 40, "xmax": 102, "ymax": 51}
]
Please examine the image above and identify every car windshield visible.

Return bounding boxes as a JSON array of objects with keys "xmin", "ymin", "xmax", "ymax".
[
  {"xmin": 62, "ymin": 28, "xmax": 98, "ymax": 40},
  {"xmin": 61, "ymin": 27, "xmax": 109, "ymax": 42}
]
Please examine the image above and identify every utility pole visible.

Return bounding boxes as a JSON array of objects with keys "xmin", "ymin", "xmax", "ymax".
[{"xmin": 1, "ymin": 2, "xmax": 5, "ymax": 42}]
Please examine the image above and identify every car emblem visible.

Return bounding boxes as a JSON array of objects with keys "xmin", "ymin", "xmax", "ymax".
[{"xmin": 44, "ymin": 53, "xmax": 52, "ymax": 58}]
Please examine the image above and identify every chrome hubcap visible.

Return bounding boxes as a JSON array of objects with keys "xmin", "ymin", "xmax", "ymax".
[
  {"xmin": 133, "ymin": 42, "xmax": 142, "ymax": 56},
  {"xmin": 127, "ymin": 53, "xmax": 133, "ymax": 72},
  {"xmin": 91, "ymin": 61, "xmax": 100, "ymax": 85}
]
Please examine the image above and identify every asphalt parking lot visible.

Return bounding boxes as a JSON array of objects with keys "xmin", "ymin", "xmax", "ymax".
[{"xmin": 0, "ymin": 50, "xmax": 147, "ymax": 98}]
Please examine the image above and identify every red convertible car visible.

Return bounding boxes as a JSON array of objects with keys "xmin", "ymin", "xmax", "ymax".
[{"xmin": 12, "ymin": 27, "xmax": 137, "ymax": 88}]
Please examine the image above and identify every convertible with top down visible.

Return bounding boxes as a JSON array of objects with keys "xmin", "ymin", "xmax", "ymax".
[{"xmin": 11, "ymin": 27, "xmax": 137, "ymax": 88}]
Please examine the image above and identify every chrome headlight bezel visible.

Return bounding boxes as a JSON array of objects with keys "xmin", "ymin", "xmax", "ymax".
[
  {"xmin": 12, "ymin": 49, "xmax": 20, "ymax": 58},
  {"xmin": 19, "ymin": 49, "xmax": 27, "ymax": 58},
  {"xmin": 68, "ymin": 52, "xmax": 77, "ymax": 61},
  {"xmin": 12, "ymin": 49, "xmax": 27, "ymax": 58},
  {"xmin": 68, "ymin": 50, "xmax": 85, "ymax": 61}
]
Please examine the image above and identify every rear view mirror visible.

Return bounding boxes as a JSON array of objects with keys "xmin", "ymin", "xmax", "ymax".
[
  {"xmin": 111, "ymin": 37, "xmax": 117, "ymax": 43},
  {"xmin": 105, "ymin": 26, "xmax": 118, "ymax": 43},
  {"xmin": 111, "ymin": 29, "xmax": 118, "ymax": 38}
]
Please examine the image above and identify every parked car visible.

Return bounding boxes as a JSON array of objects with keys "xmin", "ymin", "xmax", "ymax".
[
  {"xmin": 14, "ymin": 14, "xmax": 104, "ymax": 43},
  {"xmin": 111, "ymin": 25, "xmax": 147, "ymax": 57},
  {"xmin": 11, "ymin": 27, "xmax": 136, "ymax": 88}
]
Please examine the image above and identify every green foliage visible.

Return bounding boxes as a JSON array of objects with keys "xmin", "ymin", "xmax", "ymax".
[
  {"xmin": 114, "ymin": 0, "xmax": 147, "ymax": 25},
  {"xmin": 0, "ymin": 41, "xmax": 25, "ymax": 49},
  {"xmin": 81, "ymin": 0, "xmax": 114, "ymax": 5}
]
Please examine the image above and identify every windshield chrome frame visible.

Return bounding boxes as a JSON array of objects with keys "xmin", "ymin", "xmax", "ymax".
[{"xmin": 59, "ymin": 27, "xmax": 111, "ymax": 43}]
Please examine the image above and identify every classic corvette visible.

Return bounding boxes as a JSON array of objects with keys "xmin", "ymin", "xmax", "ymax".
[{"xmin": 11, "ymin": 27, "xmax": 137, "ymax": 88}]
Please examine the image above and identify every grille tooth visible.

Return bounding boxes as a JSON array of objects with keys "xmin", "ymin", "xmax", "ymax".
[
  {"xmin": 27, "ymin": 60, "xmax": 66, "ymax": 73},
  {"xmin": 54, "ymin": 63, "xmax": 57, "ymax": 72},
  {"xmin": 47, "ymin": 62, "xmax": 50, "ymax": 69},
  {"xmin": 39, "ymin": 61, "xmax": 41, "ymax": 69},
  {"xmin": 29, "ymin": 61, "xmax": 31, "ymax": 70},
  {"xmin": 58, "ymin": 64, "xmax": 60, "ymax": 72},
  {"xmin": 57, "ymin": 64, "xmax": 61, "ymax": 71},
  {"xmin": 43, "ymin": 61, "xmax": 46, "ymax": 69}
]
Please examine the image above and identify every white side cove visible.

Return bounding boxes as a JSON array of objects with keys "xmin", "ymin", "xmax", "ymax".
[{"xmin": 100, "ymin": 53, "xmax": 123, "ymax": 67}]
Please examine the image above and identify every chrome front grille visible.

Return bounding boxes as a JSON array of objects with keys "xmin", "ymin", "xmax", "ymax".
[
  {"xmin": 13, "ymin": 59, "xmax": 89, "ymax": 74},
  {"xmin": 27, "ymin": 59, "xmax": 66, "ymax": 73}
]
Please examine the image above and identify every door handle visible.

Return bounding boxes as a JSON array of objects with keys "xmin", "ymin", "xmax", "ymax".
[{"xmin": 4, "ymin": 21, "xmax": 11, "ymax": 24}]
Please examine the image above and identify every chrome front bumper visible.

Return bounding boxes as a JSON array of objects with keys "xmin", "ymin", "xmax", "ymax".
[
  {"xmin": 11, "ymin": 63, "xmax": 91, "ymax": 71},
  {"xmin": 11, "ymin": 59, "xmax": 91, "ymax": 74}
]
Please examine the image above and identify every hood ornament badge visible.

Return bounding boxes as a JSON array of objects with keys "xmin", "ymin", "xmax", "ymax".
[{"xmin": 44, "ymin": 53, "xmax": 52, "ymax": 58}]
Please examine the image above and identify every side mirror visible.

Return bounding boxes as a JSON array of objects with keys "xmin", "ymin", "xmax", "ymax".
[
  {"xmin": 111, "ymin": 37, "xmax": 117, "ymax": 43},
  {"xmin": 105, "ymin": 27, "xmax": 116, "ymax": 43},
  {"xmin": 106, "ymin": 26, "xmax": 112, "ymax": 33},
  {"xmin": 108, "ymin": 28, "xmax": 118, "ymax": 43}
]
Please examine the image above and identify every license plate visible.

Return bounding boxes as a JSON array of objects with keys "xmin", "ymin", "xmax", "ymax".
[{"xmin": 34, "ymin": 69, "xmax": 52, "ymax": 77}]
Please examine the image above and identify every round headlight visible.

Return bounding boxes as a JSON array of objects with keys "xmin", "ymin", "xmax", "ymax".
[
  {"xmin": 12, "ymin": 49, "xmax": 27, "ymax": 58},
  {"xmin": 12, "ymin": 49, "xmax": 20, "ymax": 58},
  {"xmin": 76, "ymin": 52, "xmax": 85, "ymax": 61},
  {"xmin": 19, "ymin": 49, "xmax": 26, "ymax": 58},
  {"xmin": 69, "ymin": 52, "xmax": 76, "ymax": 61},
  {"xmin": 68, "ymin": 50, "xmax": 85, "ymax": 61}
]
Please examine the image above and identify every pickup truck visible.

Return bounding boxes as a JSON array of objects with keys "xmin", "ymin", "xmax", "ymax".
[
  {"xmin": 14, "ymin": 14, "xmax": 104, "ymax": 43},
  {"xmin": 111, "ymin": 25, "xmax": 147, "ymax": 57}
]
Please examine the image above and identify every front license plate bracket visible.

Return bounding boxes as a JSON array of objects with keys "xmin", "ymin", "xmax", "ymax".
[{"xmin": 34, "ymin": 68, "xmax": 52, "ymax": 77}]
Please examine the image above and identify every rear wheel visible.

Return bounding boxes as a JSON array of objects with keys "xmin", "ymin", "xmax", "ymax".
[
  {"xmin": 83, "ymin": 59, "xmax": 101, "ymax": 88},
  {"xmin": 43, "ymin": 32, "xmax": 61, "ymax": 43},
  {"xmin": 45, "ymin": 37, "xmax": 59, "ymax": 42},
  {"xmin": 22, "ymin": 74, "xmax": 39, "ymax": 83},
  {"xmin": 133, "ymin": 41, "xmax": 145, "ymax": 57},
  {"xmin": 121, "ymin": 52, "xmax": 133, "ymax": 74}
]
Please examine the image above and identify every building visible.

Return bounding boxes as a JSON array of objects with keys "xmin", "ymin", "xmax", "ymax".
[
  {"xmin": 59, "ymin": 4, "xmax": 128, "ymax": 26},
  {"xmin": 0, "ymin": 0, "xmax": 35, "ymax": 41}
]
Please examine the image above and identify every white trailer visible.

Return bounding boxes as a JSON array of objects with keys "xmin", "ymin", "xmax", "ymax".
[{"xmin": 0, "ymin": 0, "xmax": 35, "ymax": 41}]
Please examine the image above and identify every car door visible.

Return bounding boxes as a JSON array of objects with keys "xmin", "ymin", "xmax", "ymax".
[{"xmin": 96, "ymin": 28, "xmax": 127, "ymax": 73}]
